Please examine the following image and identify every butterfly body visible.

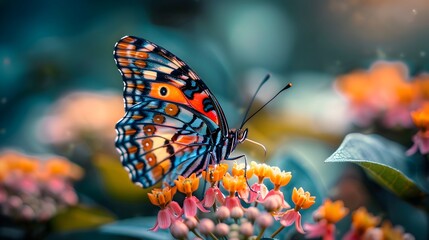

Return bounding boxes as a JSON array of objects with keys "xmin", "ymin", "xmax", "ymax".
[{"xmin": 114, "ymin": 36, "xmax": 247, "ymax": 188}]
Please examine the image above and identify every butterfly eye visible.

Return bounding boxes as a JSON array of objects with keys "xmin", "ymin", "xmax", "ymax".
[{"xmin": 160, "ymin": 86, "xmax": 168, "ymax": 96}]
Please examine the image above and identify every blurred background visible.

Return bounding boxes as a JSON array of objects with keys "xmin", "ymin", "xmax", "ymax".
[{"xmin": 0, "ymin": 0, "xmax": 428, "ymax": 239}]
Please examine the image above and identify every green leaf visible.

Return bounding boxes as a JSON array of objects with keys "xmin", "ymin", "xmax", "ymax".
[
  {"xmin": 51, "ymin": 205, "xmax": 116, "ymax": 232},
  {"xmin": 325, "ymin": 133, "xmax": 428, "ymax": 210}
]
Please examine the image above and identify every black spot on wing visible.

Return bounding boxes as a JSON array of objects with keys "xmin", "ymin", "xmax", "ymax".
[{"xmin": 202, "ymin": 97, "xmax": 215, "ymax": 112}]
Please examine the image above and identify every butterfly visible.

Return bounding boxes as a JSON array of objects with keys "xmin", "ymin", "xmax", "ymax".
[{"xmin": 114, "ymin": 36, "xmax": 250, "ymax": 188}]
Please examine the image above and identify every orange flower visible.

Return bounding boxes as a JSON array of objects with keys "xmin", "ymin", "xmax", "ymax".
[
  {"xmin": 232, "ymin": 162, "xmax": 253, "ymax": 179},
  {"xmin": 410, "ymin": 102, "xmax": 429, "ymax": 131},
  {"xmin": 202, "ymin": 164, "xmax": 228, "ymax": 184},
  {"xmin": 351, "ymin": 207, "xmax": 380, "ymax": 233},
  {"xmin": 148, "ymin": 185, "xmax": 177, "ymax": 209},
  {"xmin": 250, "ymin": 161, "xmax": 271, "ymax": 183},
  {"xmin": 292, "ymin": 187, "xmax": 316, "ymax": 210},
  {"xmin": 414, "ymin": 74, "xmax": 429, "ymax": 99},
  {"xmin": 269, "ymin": 167, "xmax": 292, "ymax": 190},
  {"xmin": 5, "ymin": 153, "xmax": 39, "ymax": 174},
  {"xmin": 315, "ymin": 199, "xmax": 349, "ymax": 224},
  {"xmin": 381, "ymin": 221, "xmax": 412, "ymax": 240},
  {"xmin": 336, "ymin": 61, "xmax": 414, "ymax": 127},
  {"xmin": 174, "ymin": 173, "xmax": 199, "ymax": 197},
  {"xmin": 222, "ymin": 173, "xmax": 247, "ymax": 197},
  {"xmin": 42, "ymin": 158, "xmax": 84, "ymax": 180}
]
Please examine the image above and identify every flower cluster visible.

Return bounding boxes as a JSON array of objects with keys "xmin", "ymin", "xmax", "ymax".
[
  {"xmin": 38, "ymin": 91, "xmax": 124, "ymax": 151},
  {"xmin": 407, "ymin": 103, "xmax": 429, "ymax": 155},
  {"xmin": 343, "ymin": 207, "xmax": 414, "ymax": 240},
  {"xmin": 148, "ymin": 162, "xmax": 316, "ymax": 239},
  {"xmin": 304, "ymin": 200, "xmax": 414, "ymax": 240},
  {"xmin": 336, "ymin": 61, "xmax": 427, "ymax": 128},
  {"xmin": 304, "ymin": 199, "xmax": 349, "ymax": 240},
  {"xmin": 0, "ymin": 151, "xmax": 83, "ymax": 221}
]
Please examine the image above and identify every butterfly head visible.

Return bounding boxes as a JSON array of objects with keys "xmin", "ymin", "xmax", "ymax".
[{"xmin": 230, "ymin": 128, "xmax": 248, "ymax": 144}]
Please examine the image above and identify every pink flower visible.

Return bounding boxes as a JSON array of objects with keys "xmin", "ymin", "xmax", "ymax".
[
  {"xmin": 407, "ymin": 131, "xmax": 429, "ymax": 155},
  {"xmin": 260, "ymin": 190, "xmax": 290, "ymax": 210},
  {"xmin": 224, "ymin": 196, "xmax": 242, "ymax": 211},
  {"xmin": 202, "ymin": 186, "xmax": 225, "ymax": 207},
  {"xmin": 280, "ymin": 209, "xmax": 304, "ymax": 234},
  {"xmin": 150, "ymin": 201, "xmax": 182, "ymax": 231},
  {"xmin": 304, "ymin": 220, "xmax": 335, "ymax": 240},
  {"xmin": 383, "ymin": 106, "xmax": 413, "ymax": 128},
  {"xmin": 183, "ymin": 196, "xmax": 209, "ymax": 218},
  {"xmin": 247, "ymin": 183, "xmax": 268, "ymax": 203}
]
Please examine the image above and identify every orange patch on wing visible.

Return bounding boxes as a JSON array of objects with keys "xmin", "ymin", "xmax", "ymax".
[
  {"xmin": 149, "ymin": 83, "xmax": 188, "ymax": 105},
  {"xmin": 117, "ymin": 58, "xmax": 129, "ymax": 66},
  {"xmin": 128, "ymin": 146, "xmax": 138, "ymax": 154},
  {"xmin": 146, "ymin": 153, "xmax": 157, "ymax": 167},
  {"xmin": 121, "ymin": 36, "xmax": 135, "ymax": 43},
  {"xmin": 127, "ymin": 83, "xmax": 145, "ymax": 91},
  {"xmin": 132, "ymin": 115, "xmax": 144, "ymax": 120},
  {"xmin": 136, "ymin": 162, "xmax": 144, "ymax": 170},
  {"xmin": 134, "ymin": 60, "xmax": 146, "ymax": 68},
  {"xmin": 125, "ymin": 129, "xmax": 137, "ymax": 135},
  {"xmin": 175, "ymin": 135, "xmax": 198, "ymax": 145},
  {"xmin": 187, "ymin": 93, "xmax": 219, "ymax": 124},
  {"xmin": 136, "ymin": 51, "xmax": 149, "ymax": 59},
  {"xmin": 117, "ymin": 42, "xmax": 136, "ymax": 50},
  {"xmin": 152, "ymin": 160, "xmax": 171, "ymax": 178}
]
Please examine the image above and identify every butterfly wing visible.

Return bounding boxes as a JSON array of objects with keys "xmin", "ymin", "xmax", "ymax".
[{"xmin": 114, "ymin": 36, "xmax": 227, "ymax": 187}]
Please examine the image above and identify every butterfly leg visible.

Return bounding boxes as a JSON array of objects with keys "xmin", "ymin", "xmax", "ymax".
[{"xmin": 225, "ymin": 154, "xmax": 256, "ymax": 194}]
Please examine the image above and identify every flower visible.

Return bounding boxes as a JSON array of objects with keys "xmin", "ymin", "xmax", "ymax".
[
  {"xmin": 38, "ymin": 91, "xmax": 124, "ymax": 153},
  {"xmin": 304, "ymin": 199, "xmax": 349, "ymax": 240},
  {"xmin": 0, "ymin": 151, "xmax": 82, "ymax": 221},
  {"xmin": 343, "ymin": 207, "xmax": 380, "ymax": 240},
  {"xmin": 279, "ymin": 187, "xmax": 316, "ymax": 234},
  {"xmin": 222, "ymin": 173, "xmax": 248, "ymax": 210},
  {"xmin": 381, "ymin": 221, "xmax": 415, "ymax": 240},
  {"xmin": 148, "ymin": 186, "xmax": 183, "ymax": 231},
  {"xmin": 269, "ymin": 167, "xmax": 292, "ymax": 191},
  {"xmin": 174, "ymin": 174, "xmax": 208, "ymax": 218},
  {"xmin": 232, "ymin": 162, "xmax": 253, "ymax": 179},
  {"xmin": 336, "ymin": 61, "xmax": 416, "ymax": 127},
  {"xmin": 202, "ymin": 164, "xmax": 228, "ymax": 185},
  {"xmin": 407, "ymin": 102, "xmax": 429, "ymax": 155},
  {"xmin": 258, "ymin": 166, "xmax": 292, "ymax": 212},
  {"xmin": 201, "ymin": 164, "xmax": 227, "ymax": 208},
  {"xmin": 247, "ymin": 162, "xmax": 271, "ymax": 203},
  {"xmin": 382, "ymin": 82, "xmax": 418, "ymax": 128},
  {"xmin": 315, "ymin": 199, "xmax": 349, "ymax": 223},
  {"xmin": 170, "ymin": 220, "xmax": 189, "ymax": 239}
]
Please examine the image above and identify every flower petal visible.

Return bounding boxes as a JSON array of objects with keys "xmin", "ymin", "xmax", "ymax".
[
  {"xmin": 215, "ymin": 188, "xmax": 225, "ymax": 204},
  {"xmin": 168, "ymin": 201, "xmax": 183, "ymax": 217},
  {"xmin": 295, "ymin": 211, "xmax": 304, "ymax": 234},
  {"xmin": 192, "ymin": 196, "xmax": 209, "ymax": 213},
  {"xmin": 157, "ymin": 209, "xmax": 171, "ymax": 229},
  {"xmin": 202, "ymin": 188, "xmax": 216, "ymax": 207},
  {"xmin": 184, "ymin": 198, "xmax": 197, "ymax": 218},
  {"xmin": 280, "ymin": 209, "xmax": 297, "ymax": 227},
  {"xmin": 149, "ymin": 219, "xmax": 159, "ymax": 231},
  {"xmin": 304, "ymin": 222, "xmax": 326, "ymax": 238},
  {"xmin": 225, "ymin": 196, "xmax": 241, "ymax": 211}
]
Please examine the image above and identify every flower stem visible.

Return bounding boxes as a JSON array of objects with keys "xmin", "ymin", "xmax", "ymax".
[
  {"xmin": 191, "ymin": 229, "xmax": 203, "ymax": 239},
  {"xmin": 208, "ymin": 232, "xmax": 219, "ymax": 240},
  {"xmin": 270, "ymin": 225, "xmax": 285, "ymax": 238},
  {"xmin": 256, "ymin": 227, "xmax": 266, "ymax": 240}
]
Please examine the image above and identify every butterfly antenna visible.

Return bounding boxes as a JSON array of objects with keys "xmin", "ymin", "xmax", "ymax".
[
  {"xmin": 245, "ymin": 138, "xmax": 267, "ymax": 156},
  {"xmin": 241, "ymin": 83, "xmax": 292, "ymax": 127},
  {"xmin": 240, "ymin": 74, "xmax": 271, "ymax": 129}
]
